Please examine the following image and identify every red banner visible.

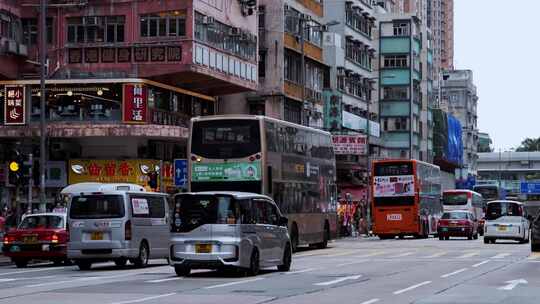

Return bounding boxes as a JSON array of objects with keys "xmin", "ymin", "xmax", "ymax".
[
  {"xmin": 123, "ymin": 84, "xmax": 147, "ymax": 124},
  {"xmin": 4, "ymin": 85, "xmax": 25, "ymax": 125}
]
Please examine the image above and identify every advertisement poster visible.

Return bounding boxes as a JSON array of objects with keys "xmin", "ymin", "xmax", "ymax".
[
  {"xmin": 123, "ymin": 84, "xmax": 147, "ymax": 123},
  {"xmin": 373, "ymin": 175, "xmax": 415, "ymax": 197},
  {"xmin": 4, "ymin": 85, "xmax": 26, "ymax": 125},
  {"xmin": 192, "ymin": 161, "xmax": 261, "ymax": 182},
  {"xmin": 132, "ymin": 198, "xmax": 149, "ymax": 215}
]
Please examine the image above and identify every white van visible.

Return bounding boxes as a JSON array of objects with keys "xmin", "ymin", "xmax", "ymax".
[
  {"xmin": 65, "ymin": 183, "xmax": 170, "ymax": 270},
  {"xmin": 484, "ymin": 200, "xmax": 530, "ymax": 244}
]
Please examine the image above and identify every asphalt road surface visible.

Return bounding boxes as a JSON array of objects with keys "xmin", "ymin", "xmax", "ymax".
[{"xmin": 0, "ymin": 236, "xmax": 537, "ymax": 304}]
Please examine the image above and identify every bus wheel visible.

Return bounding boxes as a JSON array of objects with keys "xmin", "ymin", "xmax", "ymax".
[
  {"xmin": 313, "ymin": 224, "xmax": 329, "ymax": 249},
  {"xmin": 290, "ymin": 225, "xmax": 299, "ymax": 253}
]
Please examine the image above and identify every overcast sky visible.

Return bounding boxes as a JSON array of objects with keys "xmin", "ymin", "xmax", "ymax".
[{"xmin": 454, "ymin": 0, "xmax": 538, "ymax": 151}]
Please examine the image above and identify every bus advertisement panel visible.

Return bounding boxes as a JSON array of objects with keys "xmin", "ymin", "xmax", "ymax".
[
  {"xmin": 372, "ymin": 160, "xmax": 443, "ymax": 239},
  {"xmin": 188, "ymin": 115, "xmax": 337, "ymax": 251}
]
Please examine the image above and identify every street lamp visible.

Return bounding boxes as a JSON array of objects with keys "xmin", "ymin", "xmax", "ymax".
[{"xmin": 39, "ymin": 0, "xmax": 48, "ymax": 211}]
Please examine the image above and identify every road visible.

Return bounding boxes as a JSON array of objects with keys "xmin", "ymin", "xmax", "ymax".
[{"xmin": 0, "ymin": 236, "xmax": 537, "ymax": 304}]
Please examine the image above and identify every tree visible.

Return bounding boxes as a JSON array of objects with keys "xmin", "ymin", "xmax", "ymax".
[{"xmin": 516, "ymin": 137, "xmax": 540, "ymax": 152}]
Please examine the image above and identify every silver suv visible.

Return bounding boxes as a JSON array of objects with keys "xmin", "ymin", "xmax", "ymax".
[{"xmin": 169, "ymin": 192, "xmax": 292, "ymax": 276}]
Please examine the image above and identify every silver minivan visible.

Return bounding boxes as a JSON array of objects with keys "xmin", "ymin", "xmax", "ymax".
[
  {"xmin": 484, "ymin": 200, "xmax": 530, "ymax": 244},
  {"xmin": 66, "ymin": 183, "xmax": 170, "ymax": 270},
  {"xmin": 169, "ymin": 192, "xmax": 291, "ymax": 276}
]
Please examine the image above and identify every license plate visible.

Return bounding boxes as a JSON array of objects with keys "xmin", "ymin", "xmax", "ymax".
[
  {"xmin": 23, "ymin": 236, "xmax": 37, "ymax": 244},
  {"xmin": 196, "ymin": 244, "xmax": 212, "ymax": 253},
  {"xmin": 442, "ymin": 228, "xmax": 448, "ymax": 232},
  {"xmin": 91, "ymin": 232, "xmax": 103, "ymax": 240},
  {"xmin": 10, "ymin": 246, "xmax": 20, "ymax": 252},
  {"xmin": 498, "ymin": 226, "xmax": 507, "ymax": 232},
  {"xmin": 387, "ymin": 214, "xmax": 402, "ymax": 221}
]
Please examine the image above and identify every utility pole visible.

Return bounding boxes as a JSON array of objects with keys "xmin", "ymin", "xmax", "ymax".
[
  {"xmin": 39, "ymin": 0, "xmax": 47, "ymax": 212},
  {"xmin": 28, "ymin": 154, "xmax": 33, "ymax": 212}
]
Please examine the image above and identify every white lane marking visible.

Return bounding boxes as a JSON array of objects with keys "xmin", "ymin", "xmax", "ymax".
[
  {"xmin": 323, "ymin": 250, "xmax": 358, "ymax": 257},
  {"xmin": 491, "ymin": 253, "xmax": 510, "ymax": 259},
  {"xmin": 285, "ymin": 268, "xmax": 319, "ymax": 275},
  {"xmin": 472, "ymin": 260, "xmax": 490, "ymax": 268},
  {"xmin": 336, "ymin": 260, "xmax": 369, "ymax": 267},
  {"xmin": 0, "ymin": 279, "xmax": 16, "ymax": 282},
  {"xmin": 393, "ymin": 281, "xmax": 432, "ymax": 295},
  {"xmin": 457, "ymin": 252, "xmax": 479, "ymax": 259},
  {"xmin": 25, "ymin": 272, "xmax": 136, "ymax": 288},
  {"xmin": 204, "ymin": 278, "xmax": 264, "ymax": 289},
  {"xmin": 424, "ymin": 252, "xmax": 447, "ymax": 258},
  {"xmin": 498, "ymin": 279, "xmax": 528, "ymax": 291},
  {"xmin": 0, "ymin": 267, "xmax": 67, "ymax": 276},
  {"xmin": 389, "ymin": 252, "xmax": 415, "ymax": 258},
  {"xmin": 145, "ymin": 277, "xmax": 182, "ymax": 283},
  {"xmin": 360, "ymin": 299, "xmax": 380, "ymax": 304},
  {"xmin": 314, "ymin": 274, "xmax": 362, "ymax": 286},
  {"xmin": 109, "ymin": 293, "xmax": 176, "ymax": 304},
  {"xmin": 356, "ymin": 251, "xmax": 385, "ymax": 258},
  {"xmin": 440, "ymin": 268, "xmax": 468, "ymax": 278}
]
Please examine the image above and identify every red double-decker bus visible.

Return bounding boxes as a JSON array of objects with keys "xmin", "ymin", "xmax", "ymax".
[{"xmin": 371, "ymin": 159, "xmax": 443, "ymax": 239}]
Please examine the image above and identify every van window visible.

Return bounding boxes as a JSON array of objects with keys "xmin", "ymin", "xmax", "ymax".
[
  {"xmin": 486, "ymin": 202, "xmax": 522, "ymax": 220},
  {"xmin": 172, "ymin": 195, "xmax": 239, "ymax": 232},
  {"xmin": 131, "ymin": 196, "xmax": 166, "ymax": 218},
  {"xmin": 253, "ymin": 199, "xmax": 278, "ymax": 225},
  {"xmin": 70, "ymin": 195, "xmax": 124, "ymax": 219}
]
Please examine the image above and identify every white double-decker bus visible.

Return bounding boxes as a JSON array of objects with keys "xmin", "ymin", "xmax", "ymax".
[{"xmin": 188, "ymin": 115, "xmax": 338, "ymax": 251}]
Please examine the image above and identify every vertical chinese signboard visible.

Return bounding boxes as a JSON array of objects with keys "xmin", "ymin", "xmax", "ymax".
[
  {"xmin": 332, "ymin": 135, "xmax": 367, "ymax": 155},
  {"xmin": 4, "ymin": 85, "xmax": 26, "ymax": 125},
  {"xmin": 123, "ymin": 84, "xmax": 147, "ymax": 123}
]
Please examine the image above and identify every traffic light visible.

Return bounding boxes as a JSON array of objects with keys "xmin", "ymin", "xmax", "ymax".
[
  {"xmin": 8, "ymin": 149, "xmax": 23, "ymax": 186},
  {"xmin": 148, "ymin": 171, "xmax": 158, "ymax": 190}
]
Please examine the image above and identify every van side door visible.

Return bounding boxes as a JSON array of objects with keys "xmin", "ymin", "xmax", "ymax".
[
  {"xmin": 252, "ymin": 199, "xmax": 273, "ymax": 265},
  {"xmin": 129, "ymin": 195, "xmax": 169, "ymax": 258},
  {"xmin": 148, "ymin": 195, "xmax": 169, "ymax": 258}
]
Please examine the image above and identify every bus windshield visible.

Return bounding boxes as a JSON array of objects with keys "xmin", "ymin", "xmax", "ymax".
[
  {"xmin": 443, "ymin": 193, "xmax": 468, "ymax": 206},
  {"xmin": 191, "ymin": 119, "xmax": 261, "ymax": 159}
]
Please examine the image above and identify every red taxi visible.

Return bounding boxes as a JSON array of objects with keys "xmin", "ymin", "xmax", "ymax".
[
  {"xmin": 3, "ymin": 213, "xmax": 69, "ymax": 268},
  {"xmin": 438, "ymin": 210, "xmax": 479, "ymax": 240}
]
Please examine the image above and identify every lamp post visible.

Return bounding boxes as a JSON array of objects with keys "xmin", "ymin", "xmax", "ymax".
[{"xmin": 39, "ymin": 0, "xmax": 47, "ymax": 212}]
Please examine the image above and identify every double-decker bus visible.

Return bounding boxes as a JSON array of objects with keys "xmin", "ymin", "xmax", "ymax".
[
  {"xmin": 371, "ymin": 159, "xmax": 443, "ymax": 239},
  {"xmin": 188, "ymin": 115, "xmax": 337, "ymax": 251},
  {"xmin": 473, "ymin": 184, "xmax": 506, "ymax": 203}
]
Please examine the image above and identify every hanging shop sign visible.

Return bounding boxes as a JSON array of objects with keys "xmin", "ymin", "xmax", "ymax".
[
  {"xmin": 4, "ymin": 85, "xmax": 26, "ymax": 125},
  {"xmin": 123, "ymin": 84, "xmax": 148, "ymax": 124},
  {"xmin": 332, "ymin": 135, "xmax": 367, "ymax": 155}
]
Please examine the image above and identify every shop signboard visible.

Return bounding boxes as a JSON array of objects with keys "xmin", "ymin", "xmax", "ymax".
[
  {"xmin": 4, "ymin": 85, "xmax": 26, "ymax": 125},
  {"xmin": 373, "ymin": 175, "xmax": 415, "ymax": 197},
  {"xmin": 191, "ymin": 161, "xmax": 261, "ymax": 182},
  {"xmin": 45, "ymin": 161, "xmax": 68, "ymax": 188},
  {"xmin": 332, "ymin": 135, "xmax": 367, "ymax": 155},
  {"xmin": 174, "ymin": 159, "xmax": 188, "ymax": 187},
  {"xmin": 123, "ymin": 84, "xmax": 147, "ymax": 124},
  {"xmin": 68, "ymin": 159, "xmax": 174, "ymax": 188}
]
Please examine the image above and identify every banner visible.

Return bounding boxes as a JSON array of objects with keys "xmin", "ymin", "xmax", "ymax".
[
  {"xmin": 373, "ymin": 175, "xmax": 415, "ymax": 197},
  {"xmin": 4, "ymin": 85, "xmax": 26, "ymax": 125},
  {"xmin": 192, "ymin": 161, "xmax": 261, "ymax": 182},
  {"xmin": 332, "ymin": 135, "xmax": 367, "ymax": 155},
  {"xmin": 69, "ymin": 159, "xmax": 174, "ymax": 188},
  {"xmin": 123, "ymin": 84, "xmax": 147, "ymax": 123}
]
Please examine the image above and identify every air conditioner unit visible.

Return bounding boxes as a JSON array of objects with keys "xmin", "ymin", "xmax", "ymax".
[
  {"xmin": 229, "ymin": 27, "xmax": 240, "ymax": 36},
  {"xmin": 321, "ymin": 25, "xmax": 329, "ymax": 32},
  {"xmin": 85, "ymin": 16, "xmax": 98, "ymax": 25},
  {"xmin": 284, "ymin": 4, "xmax": 289, "ymax": 11}
]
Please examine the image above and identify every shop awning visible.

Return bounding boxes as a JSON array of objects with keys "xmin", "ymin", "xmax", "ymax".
[
  {"xmin": 340, "ymin": 188, "xmax": 367, "ymax": 202},
  {"xmin": 0, "ymin": 78, "xmax": 215, "ymax": 102}
]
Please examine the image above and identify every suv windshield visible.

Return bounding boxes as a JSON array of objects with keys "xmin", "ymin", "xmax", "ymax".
[
  {"xmin": 172, "ymin": 195, "xmax": 240, "ymax": 232},
  {"xmin": 442, "ymin": 212, "xmax": 468, "ymax": 220},
  {"xmin": 70, "ymin": 195, "xmax": 125, "ymax": 219},
  {"xmin": 486, "ymin": 202, "xmax": 522, "ymax": 220},
  {"xmin": 19, "ymin": 215, "xmax": 64, "ymax": 229},
  {"xmin": 443, "ymin": 193, "xmax": 468, "ymax": 205}
]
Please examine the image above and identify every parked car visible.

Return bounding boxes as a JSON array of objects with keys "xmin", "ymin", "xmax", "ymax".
[
  {"xmin": 438, "ymin": 210, "xmax": 479, "ymax": 240},
  {"xmin": 66, "ymin": 183, "xmax": 170, "ymax": 270},
  {"xmin": 530, "ymin": 211, "xmax": 540, "ymax": 252},
  {"xmin": 2, "ymin": 213, "xmax": 69, "ymax": 268},
  {"xmin": 484, "ymin": 200, "xmax": 529, "ymax": 244},
  {"xmin": 169, "ymin": 192, "xmax": 291, "ymax": 277}
]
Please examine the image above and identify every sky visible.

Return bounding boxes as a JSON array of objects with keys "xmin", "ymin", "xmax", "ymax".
[{"xmin": 454, "ymin": 0, "xmax": 538, "ymax": 151}]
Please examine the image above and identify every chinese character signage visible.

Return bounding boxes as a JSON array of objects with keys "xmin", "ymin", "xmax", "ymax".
[
  {"xmin": 69, "ymin": 159, "xmax": 174, "ymax": 188},
  {"xmin": 4, "ymin": 85, "xmax": 26, "ymax": 125},
  {"xmin": 192, "ymin": 161, "xmax": 261, "ymax": 182},
  {"xmin": 332, "ymin": 135, "xmax": 367, "ymax": 155},
  {"xmin": 373, "ymin": 175, "xmax": 415, "ymax": 198},
  {"xmin": 123, "ymin": 84, "xmax": 147, "ymax": 124}
]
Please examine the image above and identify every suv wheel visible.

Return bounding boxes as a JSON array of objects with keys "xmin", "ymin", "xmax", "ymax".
[
  {"xmin": 14, "ymin": 259, "xmax": 28, "ymax": 268},
  {"xmin": 174, "ymin": 265, "xmax": 191, "ymax": 277},
  {"xmin": 133, "ymin": 242, "xmax": 149, "ymax": 268},
  {"xmin": 76, "ymin": 260, "xmax": 92, "ymax": 270},
  {"xmin": 247, "ymin": 249, "xmax": 260, "ymax": 276}
]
